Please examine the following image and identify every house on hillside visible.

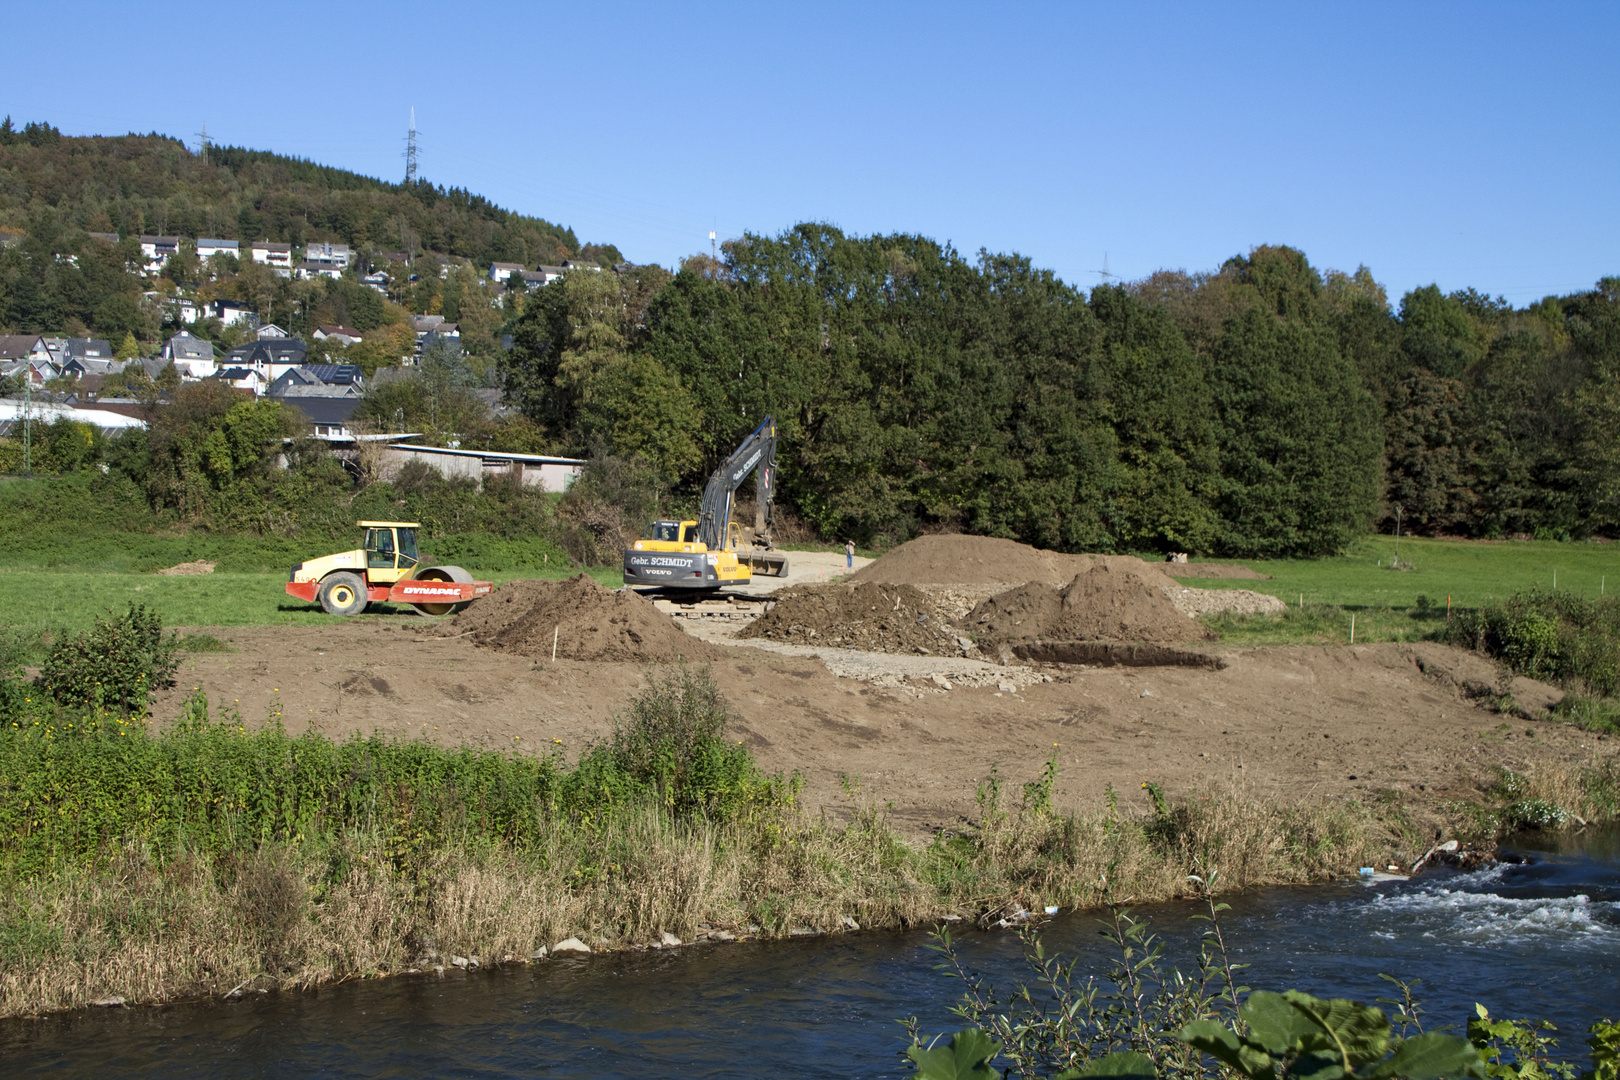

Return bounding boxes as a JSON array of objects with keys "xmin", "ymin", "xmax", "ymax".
[
  {"xmin": 212, "ymin": 366, "xmax": 268, "ymax": 395},
  {"xmin": 196, "ymin": 239, "xmax": 239, "ymax": 262},
  {"xmin": 560, "ymin": 259, "xmax": 600, "ymax": 272},
  {"xmin": 282, "ymin": 395, "xmax": 362, "ymax": 440},
  {"xmin": 0, "ymin": 336, "xmax": 55, "ymax": 387},
  {"xmin": 62, "ymin": 357, "xmax": 122, "ymax": 380},
  {"xmin": 488, "ymin": 262, "xmax": 523, "ymax": 284},
  {"xmin": 211, "ymin": 299, "xmax": 258, "ymax": 327},
  {"xmin": 268, "ymin": 365, "xmax": 363, "ymax": 399},
  {"xmin": 295, "ymin": 260, "xmax": 343, "ymax": 281},
  {"xmin": 360, "ymin": 269, "xmax": 389, "ymax": 294},
  {"xmin": 224, "ymin": 337, "xmax": 307, "ymax": 381},
  {"xmin": 164, "ymin": 332, "xmax": 218, "ymax": 379},
  {"xmin": 303, "ymin": 242, "xmax": 350, "ymax": 272},
  {"xmin": 66, "ymin": 338, "xmax": 114, "ymax": 363},
  {"xmin": 255, "ymin": 323, "xmax": 289, "ymax": 340},
  {"xmin": 138, "ymin": 235, "xmax": 180, "ymax": 273},
  {"xmin": 421, "ymin": 324, "xmax": 460, "ymax": 356},
  {"xmin": 86, "ymin": 231, "xmax": 120, "ymax": 246},
  {"xmin": 312, "ymin": 325, "xmax": 364, "ymax": 346},
  {"xmin": 249, "ymin": 242, "xmax": 293, "ymax": 276},
  {"xmin": 172, "ymin": 296, "xmax": 204, "ymax": 324}
]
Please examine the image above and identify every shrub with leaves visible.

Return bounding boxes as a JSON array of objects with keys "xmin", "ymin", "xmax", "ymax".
[
  {"xmin": 38, "ymin": 604, "xmax": 179, "ymax": 717},
  {"xmin": 570, "ymin": 664, "xmax": 791, "ymax": 819}
]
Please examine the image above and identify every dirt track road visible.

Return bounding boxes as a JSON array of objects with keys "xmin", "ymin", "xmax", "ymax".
[{"xmin": 154, "ymin": 620, "xmax": 1610, "ymax": 834}]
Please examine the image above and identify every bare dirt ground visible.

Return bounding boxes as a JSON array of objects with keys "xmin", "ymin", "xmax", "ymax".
[{"xmin": 155, "ymin": 618, "xmax": 1610, "ymax": 836}]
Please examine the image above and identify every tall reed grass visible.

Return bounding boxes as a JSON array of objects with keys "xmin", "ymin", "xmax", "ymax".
[{"xmin": 1, "ymin": 670, "xmax": 1614, "ymax": 1018}]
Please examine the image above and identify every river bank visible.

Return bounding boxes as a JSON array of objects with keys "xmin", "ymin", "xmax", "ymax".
[
  {"xmin": 2, "ymin": 735, "xmax": 1614, "ymax": 1018},
  {"xmin": 3, "ymin": 827, "xmax": 1616, "ymax": 1078}
]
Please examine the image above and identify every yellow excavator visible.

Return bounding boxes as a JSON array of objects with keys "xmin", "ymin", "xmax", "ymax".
[
  {"xmin": 286, "ymin": 521, "xmax": 493, "ymax": 616},
  {"xmin": 623, "ymin": 416, "xmax": 789, "ymax": 589}
]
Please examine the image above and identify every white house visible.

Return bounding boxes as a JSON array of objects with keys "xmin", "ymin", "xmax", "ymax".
[
  {"xmin": 212, "ymin": 366, "xmax": 268, "ymax": 394},
  {"xmin": 164, "ymin": 332, "xmax": 217, "ymax": 379},
  {"xmin": 255, "ymin": 323, "xmax": 289, "ymax": 340},
  {"xmin": 224, "ymin": 338, "xmax": 307, "ymax": 381},
  {"xmin": 211, "ymin": 299, "xmax": 258, "ymax": 327},
  {"xmin": 173, "ymin": 296, "xmax": 204, "ymax": 324},
  {"xmin": 313, "ymin": 324, "xmax": 364, "ymax": 346},
  {"xmin": 249, "ymin": 242, "xmax": 293, "ymax": 276},
  {"xmin": 294, "ymin": 260, "xmax": 343, "ymax": 281},
  {"xmin": 196, "ymin": 239, "xmax": 239, "ymax": 262},
  {"xmin": 304, "ymin": 241, "xmax": 350, "ymax": 270},
  {"xmin": 138, "ymin": 235, "xmax": 181, "ymax": 273},
  {"xmin": 488, "ymin": 262, "xmax": 524, "ymax": 283}
]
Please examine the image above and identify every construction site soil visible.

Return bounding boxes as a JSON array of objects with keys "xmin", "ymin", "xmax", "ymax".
[
  {"xmin": 448, "ymin": 575, "xmax": 720, "ymax": 663},
  {"xmin": 739, "ymin": 581, "xmax": 967, "ymax": 655},
  {"xmin": 150, "ymin": 534, "xmax": 1611, "ymax": 834},
  {"xmin": 156, "ymin": 618, "xmax": 1604, "ymax": 836}
]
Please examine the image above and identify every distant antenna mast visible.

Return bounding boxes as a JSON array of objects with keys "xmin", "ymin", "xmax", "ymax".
[
  {"xmin": 1095, "ymin": 252, "xmax": 1119, "ymax": 284},
  {"xmin": 194, "ymin": 122, "xmax": 211, "ymax": 156},
  {"xmin": 404, "ymin": 108, "xmax": 419, "ymax": 184},
  {"xmin": 709, "ymin": 230, "xmax": 717, "ymax": 261}
]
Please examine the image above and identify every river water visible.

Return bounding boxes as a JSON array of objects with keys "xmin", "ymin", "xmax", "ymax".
[{"xmin": 4, "ymin": 829, "xmax": 1615, "ymax": 1078}]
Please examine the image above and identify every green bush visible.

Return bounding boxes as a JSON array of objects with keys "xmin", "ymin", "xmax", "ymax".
[
  {"xmin": 1446, "ymin": 589, "xmax": 1620, "ymax": 696},
  {"xmin": 37, "ymin": 604, "xmax": 179, "ymax": 717},
  {"xmin": 573, "ymin": 664, "xmax": 791, "ymax": 819}
]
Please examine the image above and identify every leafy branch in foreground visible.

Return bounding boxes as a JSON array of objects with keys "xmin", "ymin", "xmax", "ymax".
[{"xmin": 906, "ymin": 872, "xmax": 1616, "ymax": 1080}]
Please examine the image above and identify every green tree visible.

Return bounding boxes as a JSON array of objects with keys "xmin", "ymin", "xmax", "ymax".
[
  {"xmin": 115, "ymin": 331, "xmax": 141, "ymax": 360},
  {"xmin": 1211, "ymin": 306, "xmax": 1381, "ymax": 555}
]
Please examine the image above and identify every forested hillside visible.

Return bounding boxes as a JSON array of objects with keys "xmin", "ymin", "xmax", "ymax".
[{"xmin": 0, "ymin": 121, "xmax": 619, "ymax": 344}]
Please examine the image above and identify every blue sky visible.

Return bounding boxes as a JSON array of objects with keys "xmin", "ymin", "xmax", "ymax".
[{"xmin": 7, "ymin": 1, "xmax": 1617, "ymax": 305}]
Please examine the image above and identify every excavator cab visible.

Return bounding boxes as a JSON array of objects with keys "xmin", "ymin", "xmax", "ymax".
[{"xmin": 623, "ymin": 417, "xmax": 790, "ymax": 590}]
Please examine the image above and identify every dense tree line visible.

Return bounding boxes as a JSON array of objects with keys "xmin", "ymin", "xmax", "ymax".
[{"xmin": 500, "ymin": 226, "xmax": 1619, "ymax": 557}]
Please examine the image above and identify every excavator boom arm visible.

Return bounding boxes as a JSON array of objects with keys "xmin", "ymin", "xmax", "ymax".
[{"xmin": 696, "ymin": 416, "xmax": 776, "ymax": 550}]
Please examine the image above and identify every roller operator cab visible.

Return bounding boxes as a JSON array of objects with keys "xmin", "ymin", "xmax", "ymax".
[
  {"xmin": 286, "ymin": 521, "xmax": 494, "ymax": 616},
  {"xmin": 624, "ymin": 519, "xmax": 755, "ymax": 588}
]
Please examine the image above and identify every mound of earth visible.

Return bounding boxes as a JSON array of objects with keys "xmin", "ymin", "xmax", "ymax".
[
  {"xmin": 850, "ymin": 534, "xmax": 1088, "ymax": 586},
  {"xmin": 965, "ymin": 561, "xmax": 1213, "ymax": 646},
  {"xmin": 157, "ymin": 560, "xmax": 216, "ymax": 576},
  {"xmin": 451, "ymin": 575, "xmax": 719, "ymax": 663},
  {"xmin": 1165, "ymin": 563, "xmax": 1270, "ymax": 580},
  {"xmin": 739, "ymin": 581, "xmax": 969, "ymax": 655}
]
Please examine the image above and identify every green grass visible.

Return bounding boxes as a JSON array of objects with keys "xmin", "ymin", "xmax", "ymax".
[
  {"xmin": 0, "ymin": 565, "xmax": 625, "ymax": 649},
  {"xmin": 1174, "ymin": 535, "xmax": 1620, "ymax": 645}
]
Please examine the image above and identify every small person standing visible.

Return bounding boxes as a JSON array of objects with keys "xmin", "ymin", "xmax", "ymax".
[{"xmin": 845, "ymin": 539, "xmax": 854, "ymax": 568}]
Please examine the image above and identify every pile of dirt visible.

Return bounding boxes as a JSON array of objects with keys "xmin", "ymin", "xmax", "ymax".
[
  {"xmin": 965, "ymin": 562, "xmax": 1213, "ymax": 646},
  {"xmin": 1164, "ymin": 563, "xmax": 1270, "ymax": 580},
  {"xmin": 157, "ymin": 560, "xmax": 216, "ymax": 576},
  {"xmin": 739, "ymin": 581, "xmax": 970, "ymax": 655},
  {"xmin": 850, "ymin": 534, "xmax": 1088, "ymax": 586},
  {"xmin": 451, "ymin": 575, "xmax": 719, "ymax": 663}
]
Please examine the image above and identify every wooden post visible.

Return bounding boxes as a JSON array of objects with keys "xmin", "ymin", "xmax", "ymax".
[
  {"xmin": 1350, "ymin": 614, "xmax": 1355, "ymax": 644},
  {"xmin": 551, "ymin": 626, "xmax": 559, "ymax": 662}
]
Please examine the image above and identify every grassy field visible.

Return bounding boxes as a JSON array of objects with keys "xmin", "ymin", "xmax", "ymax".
[
  {"xmin": 0, "ymin": 566, "xmax": 624, "ymax": 654},
  {"xmin": 4, "ymin": 532, "xmax": 1612, "ymax": 650},
  {"xmin": 1174, "ymin": 535, "xmax": 1620, "ymax": 645}
]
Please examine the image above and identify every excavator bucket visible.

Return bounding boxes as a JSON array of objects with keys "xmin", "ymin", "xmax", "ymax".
[{"xmin": 745, "ymin": 549, "xmax": 790, "ymax": 577}]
